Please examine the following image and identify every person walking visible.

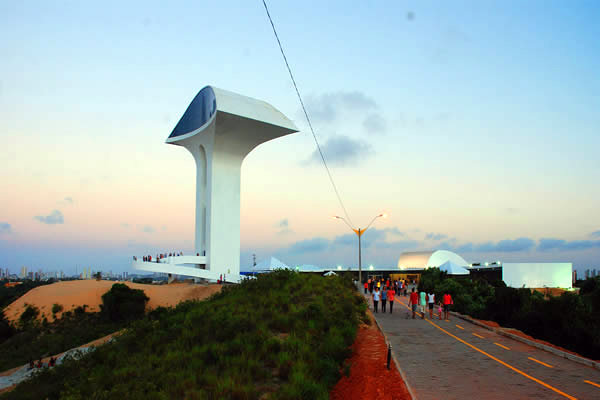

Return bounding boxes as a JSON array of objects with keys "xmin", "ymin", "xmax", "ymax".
[
  {"xmin": 419, "ymin": 290, "xmax": 427, "ymax": 319},
  {"xmin": 408, "ymin": 288, "xmax": 419, "ymax": 319},
  {"xmin": 373, "ymin": 286, "xmax": 381, "ymax": 313},
  {"xmin": 427, "ymin": 291, "xmax": 436, "ymax": 319},
  {"xmin": 381, "ymin": 286, "xmax": 387, "ymax": 312},
  {"xmin": 387, "ymin": 285, "xmax": 395, "ymax": 314},
  {"xmin": 364, "ymin": 281, "xmax": 368, "ymax": 294},
  {"xmin": 443, "ymin": 292, "xmax": 454, "ymax": 320}
]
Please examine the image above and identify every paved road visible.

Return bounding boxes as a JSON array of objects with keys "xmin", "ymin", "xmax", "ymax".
[{"xmin": 363, "ymin": 290, "xmax": 600, "ymax": 400}]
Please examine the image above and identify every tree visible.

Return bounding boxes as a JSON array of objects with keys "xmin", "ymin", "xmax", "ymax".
[{"xmin": 101, "ymin": 284, "xmax": 149, "ymax": 322}]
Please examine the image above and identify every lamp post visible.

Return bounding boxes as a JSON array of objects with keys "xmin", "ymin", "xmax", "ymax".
[{"xmin": 333, "ymin": 213, "xmax": 387, "ymax": 284}]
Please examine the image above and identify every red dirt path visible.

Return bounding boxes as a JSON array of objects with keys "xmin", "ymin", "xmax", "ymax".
[{"xmin": 330, "ymin": 311, "xmax": 411, "ymax": 400}]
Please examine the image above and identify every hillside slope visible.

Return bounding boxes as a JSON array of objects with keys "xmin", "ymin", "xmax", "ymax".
[{"xmin": 3, "ymin": 280, "xmax": 221, "ymax": 323}]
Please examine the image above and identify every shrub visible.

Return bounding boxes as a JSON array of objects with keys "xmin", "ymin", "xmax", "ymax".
[
  {"xmin": 51, "ymin": 303, "xmax": 63, "ymax": 316},
  {"xmin": 418, "ymin": 269, "xmax": 600, "ymax": 360},
  {"xmin": 101, "ymin": 283, "xmax": 149, "ymax": 322},
  {"xmin": 19, "ymin": 305, "xmax": 40, "ymax": 327}
]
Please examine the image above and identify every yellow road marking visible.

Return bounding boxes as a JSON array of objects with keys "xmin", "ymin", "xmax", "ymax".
[
  {"xmin": 529, "ymin": 357, "xmax": 553, "ymax": 368},
  {"xmin": 456, "ymin": 324, "xmax": 465, "ymax": 330},
  {"xmin": 584, "ymin": 380, "xmax": 600, "ymax": 388},
  {"xmin": 472, "ymin": 333, "xmax": 485, "ymax": 339},
  {"xmin": 494, "ymin": 342, "xmax": 511, "ymax": 350},
  {"xmin": 394, "ymin": 298, "xmax": 576, "ymax": 400}
]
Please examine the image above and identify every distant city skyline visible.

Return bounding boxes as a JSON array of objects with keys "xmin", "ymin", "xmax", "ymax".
[{"xmin": 1, "ymin": 1, "xmax": 599, "ymax": 276}]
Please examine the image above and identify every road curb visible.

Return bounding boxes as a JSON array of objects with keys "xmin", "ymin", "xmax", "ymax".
[
  {"xmin": 451, "ymin": 311, "xmax": 600, "ymax": 371},
  {"xmin": 369, "ymin": 309, "xmax": 417, "ymax": 400},
  {"xmin": 356, "ymin": 285, "xmax": 416, "ymax": 400}
]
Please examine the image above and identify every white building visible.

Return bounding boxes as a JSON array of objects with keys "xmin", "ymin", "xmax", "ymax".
[{"xmin": 133, "ymin": 86, "xmax": 298, "ymax": 283}]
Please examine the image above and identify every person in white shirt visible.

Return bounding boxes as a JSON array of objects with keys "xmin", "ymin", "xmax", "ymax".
[
  {"xmin": 372, "ymin": 287, "xmax": 381, "ymax": 313},
  {"xmin": 427, "ymin": 292, "xmax": 436, "ymax": 319}
]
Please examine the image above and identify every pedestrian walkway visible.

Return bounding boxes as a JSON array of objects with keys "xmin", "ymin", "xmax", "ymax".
[{"xmin": 363, "ymin": 290, "xmax": 600, "ymax": 400}]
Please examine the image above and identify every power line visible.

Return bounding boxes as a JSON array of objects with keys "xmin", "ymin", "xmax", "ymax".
[{"xmin": 261, "ymin": 0, "xmax": 355, "ymax": 229}]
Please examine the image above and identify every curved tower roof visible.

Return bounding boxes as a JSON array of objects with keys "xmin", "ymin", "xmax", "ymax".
[
  {"xmin": 397, "ymin": 250, "xmax": 469, "ymax": 270},
  {"xmin": 166, "ymin": 86, "xmax": 297, "ymax": 143}
]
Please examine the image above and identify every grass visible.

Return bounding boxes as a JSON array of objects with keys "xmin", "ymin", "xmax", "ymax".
[{"xmin": 2, "ymin": 270, "xmax": 367, "ymax": 399}]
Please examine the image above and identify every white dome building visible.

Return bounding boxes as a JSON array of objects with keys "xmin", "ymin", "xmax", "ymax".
[{"xmin": 397, "ymin": 250, "xmax": 469, "ymax": 271}]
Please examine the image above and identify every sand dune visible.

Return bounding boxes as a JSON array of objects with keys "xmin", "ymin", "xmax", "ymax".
[{"xmin": 3, "ymin": 280, "xmax": 221, "ymax": 323}]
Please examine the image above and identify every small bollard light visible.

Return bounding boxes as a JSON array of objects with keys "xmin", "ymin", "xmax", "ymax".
[{"xmin": 387, "ymin": 344, "xmax": 392, "ymax": 370}]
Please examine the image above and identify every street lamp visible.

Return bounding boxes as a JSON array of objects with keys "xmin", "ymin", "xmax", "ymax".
[{"xmin": 333, "ymin": 213, "xmax": 387, "ymax": 284}]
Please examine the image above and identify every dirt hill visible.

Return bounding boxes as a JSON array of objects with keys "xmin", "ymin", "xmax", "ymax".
[{"xmin": 3, "ymin": 280, "xmax": 221, "ymax": 323}]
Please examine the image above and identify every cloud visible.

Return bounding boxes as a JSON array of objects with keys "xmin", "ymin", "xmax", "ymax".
[
  {"xmin": 306, "ymin": 135, "xmax": 373, "ymax": 166},
  {"xmin": 276, "ymin": 218, "xmax": 292, "ymax": 235},
  {"xmin": 362, "ymin": 113, "xmax": 387, "ymax": 134},
  {"xmin": 591, "ymin": 230, "xmax": 600, "ymax": 238},
  {"xmin": 493, "ymin": 238, "xmax": 536, "ymax": 252},
  {"xmin": 0, "ymin": 222, "xmax": 12, "ymax": 234},
  {"xmin": 375, "ymin": 239, "xmax": 420, "ymax": 250},
  {"xmin": 440, "ymin": 237, "xmax": 535, "ymax": 253},
  {"xmin": 425, "ymin": 233, "xmax": 448, "ymax": 241},
  {"xmin": 58, "ymin": 197, "xmax": 74, "ymax": 207},
  {"xmin": 34, "ymin": 210, "xmax": 64, "ymax": 225},
  {"xmin": 383, "ymin": 227, "xmax": 405, "ymax": 236},
  {"xmin": 305, "ymin": 91, "xmax": 377, "ymax": 124},
  {"xmin": 141, "ymin": 225, "xmax": 155, "ymax": 234},
  {"xmin": 333, "ymin": 227, "xmax": 406, "ymax": 248},
  {"xmin": 538, "ymin": 238, "xmax": 600, "ymax": 252},
  {"xmin": 288, "ymin": 237, "xmax": 330, "ymax": 253}
]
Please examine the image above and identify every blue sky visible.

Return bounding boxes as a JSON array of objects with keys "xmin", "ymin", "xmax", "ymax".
[{"xmin": 1, "ymin": 1, "xmax": 599, "ymax": 275}]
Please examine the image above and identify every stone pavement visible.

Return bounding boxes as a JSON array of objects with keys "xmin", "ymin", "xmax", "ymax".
[{"xmin": 362, "ymin": 289, "xmax": 600, "ymax": 400}]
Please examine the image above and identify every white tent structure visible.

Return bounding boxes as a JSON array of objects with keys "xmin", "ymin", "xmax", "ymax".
[
  {"xmin": 323, "ymin": 271, "xmax": 337, "ymax": 276},
  {"xmin": 251, "ymin": 257, "xmax": 290, "ymax": 273},
  {"xmin": 438, "ymin": 260, "xmax": 469, "ymax": 275}
]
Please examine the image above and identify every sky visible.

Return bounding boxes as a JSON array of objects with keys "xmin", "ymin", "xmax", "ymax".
[{"xmin": 1, "ymin": 0, "xmax": 599, "ymax": 276}]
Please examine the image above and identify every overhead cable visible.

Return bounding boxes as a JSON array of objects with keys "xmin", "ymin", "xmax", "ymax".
[{"xmin": 261, "ymin": 0, "xmax": 355, "ymax": 228}]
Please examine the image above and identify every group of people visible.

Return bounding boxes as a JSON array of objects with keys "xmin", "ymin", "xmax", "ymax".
[
  {"xmin": 135, "ymin": 251, "xmax": 208, "ymax": 263},
  {"xmin": 407, "ymin": 287, "xmax": 453, "ymax": 320},
  {"xmin": 138, "ymin": 252, "xmax": 185, "ymax": 263},
  {"xmin": 365, "ymin": 277, "xmax": 454, "ymax": 320},
  {"xmin": 366, "ymin": 278, "xmax": 405, "ymax": 314},
  {"xmin": 28, "ymin": 356, "xmax": 56, "ymax": 370}
]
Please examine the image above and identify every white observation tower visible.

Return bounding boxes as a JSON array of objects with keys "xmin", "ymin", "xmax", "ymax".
[{"xmin": 133, "ymin": 86, "xmax": 298, "ymax": 282}]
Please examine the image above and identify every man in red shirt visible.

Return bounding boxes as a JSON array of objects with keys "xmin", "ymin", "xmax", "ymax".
[
  {"xmin": 408, "ymin": 288, "xmax": 419, "ymax": 319},
  {"xmin": 387, "ymin": 286, "xmax": 395, "ymax": 314},
  {"xmin": 443, "ymin": 292, "xmax": 454, "ymax": 321}
]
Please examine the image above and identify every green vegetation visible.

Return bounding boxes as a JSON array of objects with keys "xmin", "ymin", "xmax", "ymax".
[
  {"xmin": 418, "ymin": 270, "xmax": 600, "ymax": 360},
  {"xmin": 100, "ymin": 283, "xmax": 149, "ymax": 322},
  {"xmin": 2, "ymin": 270, "xmax": 366, "ymax": 399},
  {"xmin": 0, "ymin": 284, "xmax": 149, "ymax": 371}
]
